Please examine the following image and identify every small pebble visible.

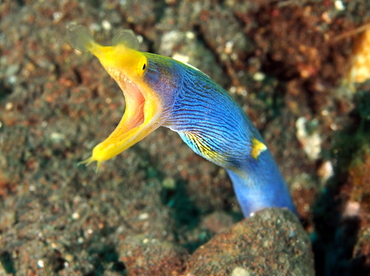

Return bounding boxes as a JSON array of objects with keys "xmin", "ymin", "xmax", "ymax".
[
  {"xmin": 72, "ymin": 212, "xmax": 80, "ymax": 220},
  {"xmin": 162, "ymin": 177, "xmax": 176, "ymax": 190},
  {"xmin": 334, "ymin": 0, "xmax": 345, "ymax": 10},
  {"xmin": 102, "ymin": 20, "xmax": 112, "ymax": 30},
  {"xmin": 37, "ymin": 260, "xmax": 44, "ymax": 268},
  {"xmin": 231, "ymin": 267, "xmax": 253, "ymax": 276},
  {"xmin": 186, "ymin": 31, "xmax": 195, "ymax": 40},
  {"xmin": 172, "ymin": 53, "xmax": 189, "ymax": 63},
  {"xmin": 5, "ymin": 102, "xmax": 13, "ymax": 111},
  {"xmin": 253, "ymin": 72, "xmax": 266, "ymax": 81},
  {"xmin": 50, "ymin": 132, "xmax": 65, "ymax": 143},
  {"xmin": 138, "ymin": 213, "xmax": 149, "ymax": 220}
]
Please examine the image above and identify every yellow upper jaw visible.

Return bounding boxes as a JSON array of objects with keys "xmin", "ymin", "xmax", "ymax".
[
  {"xmin": 89, "ymin": 43, "xmax": 143, "ymax": 73},
  {"xmin": 79, "ymin": 42, "xmax": 162, "ymax": 170}
]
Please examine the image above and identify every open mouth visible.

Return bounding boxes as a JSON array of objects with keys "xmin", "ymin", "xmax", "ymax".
[
  {"xmin": 80, "ymin": 69, "xmax": 162, "ymax": 167},
  {"xmin": 119, "ymin": 76, "xmax": 146, "ymax": 133},
  {"xmin": 105, "ymin": 67, "xmax": 147, "ymax": 134},
  {"xmin": 100, "ymin": 70, "xmax": 148, "ymax": 149},
  {"xmin": 68, "ymin": 25, "xmax": 162, "ymax": 169}
]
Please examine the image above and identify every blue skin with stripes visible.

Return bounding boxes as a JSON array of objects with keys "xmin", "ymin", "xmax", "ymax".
[{"xmin": 143, "ymin": 53, "xmax": 296, "ymax": 217}]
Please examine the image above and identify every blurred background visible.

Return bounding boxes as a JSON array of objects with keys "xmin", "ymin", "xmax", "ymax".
[{"xmin": 1, "ymin": 0, "xmax": 370, "ymax": 275}]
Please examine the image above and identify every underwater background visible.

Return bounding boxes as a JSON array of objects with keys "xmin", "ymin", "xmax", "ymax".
[{"xmin": 1, "ymin": 0, "xmax": 370, "ymax": 275}]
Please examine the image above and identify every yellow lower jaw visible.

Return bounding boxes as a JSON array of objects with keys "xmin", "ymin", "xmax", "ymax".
[
  {"xmin": 78, "ymin": 125, "xmax": 155, "ymax": 172},
  {"xmin": 79, "ymin": 100, "xmax": 161, "ymax": 172}
]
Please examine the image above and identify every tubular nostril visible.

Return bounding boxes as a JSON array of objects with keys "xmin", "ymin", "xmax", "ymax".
[{"xmin": 66, "ymin": 23, "xmax": 95, "ymax": 52}]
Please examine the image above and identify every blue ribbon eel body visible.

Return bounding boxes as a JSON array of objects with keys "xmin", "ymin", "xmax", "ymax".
[{"xmin": 67, "ymin": 25, "xmax": 296, "ymax": 217}]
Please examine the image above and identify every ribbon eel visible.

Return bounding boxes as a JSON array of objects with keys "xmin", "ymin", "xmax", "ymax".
[{"xmin": 67, "ymin": 24, "xmax": 296, "ymax": 217}]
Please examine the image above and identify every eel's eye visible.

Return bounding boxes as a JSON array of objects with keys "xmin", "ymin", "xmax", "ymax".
[{"xmin": 137, "ymin": 56, "xmax": 148, "ymax": 76}]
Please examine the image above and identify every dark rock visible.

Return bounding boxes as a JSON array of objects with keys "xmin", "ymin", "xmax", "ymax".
[
  {"xmin": 185, "ymin": 208, "xmax": 314, "ymax": 276},
  {"xmin": 118, "ymin": 235, "xmax": 188, "ymax": 276}
]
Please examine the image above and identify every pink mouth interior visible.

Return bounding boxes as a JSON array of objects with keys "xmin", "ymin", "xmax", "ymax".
[{"xmin": 121, "ymin": 80, "xmax": 145, "ymax": 132}]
